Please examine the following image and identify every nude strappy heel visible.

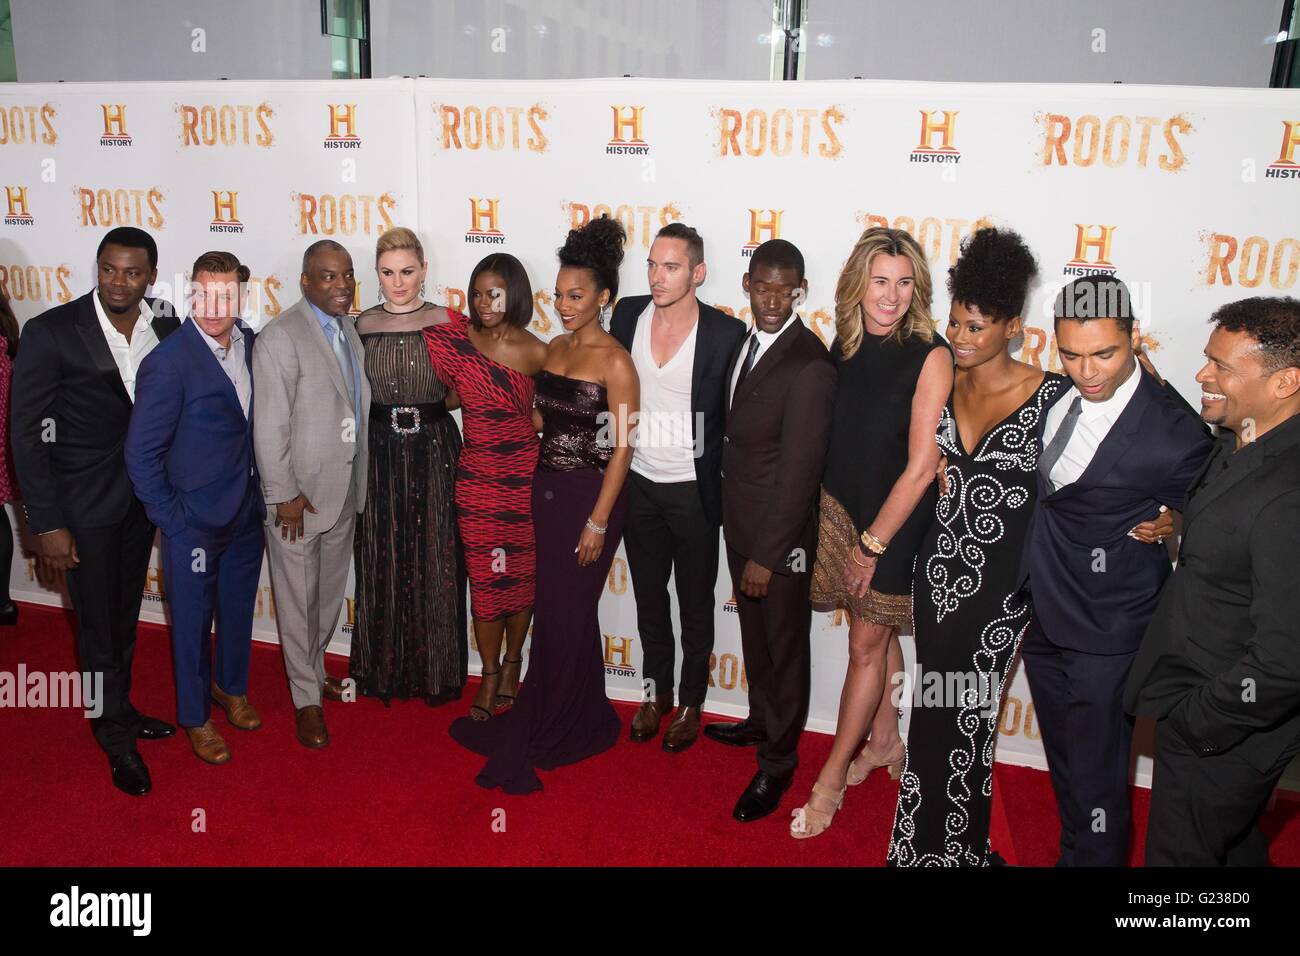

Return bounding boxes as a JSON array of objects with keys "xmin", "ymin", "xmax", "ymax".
[
  {"xmin": 846, "ymin": 738, "xmax": 906, "ymax": 785},
  {"xmin": 790, "ymin": 781, "xmax": 847, "ymax": 839}
]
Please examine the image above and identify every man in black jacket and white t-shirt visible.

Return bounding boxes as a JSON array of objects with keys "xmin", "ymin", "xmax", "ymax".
[{"xmin": 609, "ymin": 223, "xmax": 745, "ymax": 753}]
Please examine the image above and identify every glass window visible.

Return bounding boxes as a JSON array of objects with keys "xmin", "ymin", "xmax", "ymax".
[
  {"xmin": 371, "ymin": 0, "xmax": 780, "ymax": 81},
  {"xmin": 1273, "ymin": 0, "xmax": 1299, "ymax": 87},
  {"xmin": 322, "ymin": 0, "xmax": 368, "ymax": 79}
]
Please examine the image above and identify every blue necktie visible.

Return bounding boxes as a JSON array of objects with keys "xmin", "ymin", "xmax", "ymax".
[{"xmin": 326, "ymin": 317, "xmax": 356, "ymax": 409}]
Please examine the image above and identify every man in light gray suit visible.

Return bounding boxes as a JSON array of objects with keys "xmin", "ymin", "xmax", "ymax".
[{"xmin": 252, "ymin": 240, "xmax": 370, "ymax": 749}]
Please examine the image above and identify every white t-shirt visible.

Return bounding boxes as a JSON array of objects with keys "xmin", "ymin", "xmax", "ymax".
[{"xmin": 630, "ymin": 300, "xmax": 699, "ymax": 483}]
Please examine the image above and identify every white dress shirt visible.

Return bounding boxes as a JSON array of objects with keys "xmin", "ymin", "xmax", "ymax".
[
  {"xmin": 92, "ymin": 289, "xmax": 159, "ymax": 401},
  {"xmin": 196, "ymin": 320, "xmax": 252, "ymax": 419},
  {"xmin": 630, "ymin": 300, "xmax": 698, "ymax": 483},
  {"xmin": 1041, "ymin": 358, "xmax": 1142, "ymax": 488},
  {"xmin": 730, "ymin": 313, "xmax": 800, "ymax": 406}
]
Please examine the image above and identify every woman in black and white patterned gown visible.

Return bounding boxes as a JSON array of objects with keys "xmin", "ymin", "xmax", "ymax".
[{"xmin": 886, "ymin": 228, "xmax": 1059, "ymax": 866}]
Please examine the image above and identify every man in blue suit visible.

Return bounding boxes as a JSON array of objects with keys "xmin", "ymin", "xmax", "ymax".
[
  {"xmin": 1017, "ymin": 275, "xmax": 1213, "ymax": 866},
  {"xmin": 125, "ymin": 251, "xmax": 266, "ymax": 766}
]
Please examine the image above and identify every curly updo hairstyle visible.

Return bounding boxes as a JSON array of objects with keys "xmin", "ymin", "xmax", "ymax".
[
  {"xmin": 947, "ymin": 226, "xmax": 1038, "ymax": 322},
  {"xmin": 557, "ymin": 214, "xmax": 627, "ymax": 304}
]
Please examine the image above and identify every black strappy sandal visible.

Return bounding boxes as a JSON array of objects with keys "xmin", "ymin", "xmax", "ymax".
[
  {"xmin": 471, "ymin": 668, "xmax": 499, "ymax": 721},
  {"xmin": 495, "ymin": 657, "xmax": 523, "ymax": 712}
]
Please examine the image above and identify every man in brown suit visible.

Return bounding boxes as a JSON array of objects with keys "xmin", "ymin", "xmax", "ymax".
[{"xmin": 710, "ymin": 239, "xmax": 836, "ymax": 822}]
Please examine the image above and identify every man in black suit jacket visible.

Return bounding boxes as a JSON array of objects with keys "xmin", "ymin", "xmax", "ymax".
[
  {"xmin": 1017, "ymin": 276, "xmax": 1212, "ymax": 865},
  {"xmin": 1126, "ymin": 296, "xmax": 1300, "ymax": 866},
  {"xmin": 718, "ymin": 239, "xmax": 835, "ymax": 822},
  {"xmin": 10, "ymin": 227, "xmax": 181, "ymax": 796},
  {"xmin": 610, "ymin": 223, "xmax": 746, "ymax": 752}
]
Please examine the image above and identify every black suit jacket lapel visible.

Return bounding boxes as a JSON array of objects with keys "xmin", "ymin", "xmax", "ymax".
[
  {"xmin": 730, "ymin": 319, "xmax": 799, "ymax": 413},
  {"xmin": 724, "ymin": 326, "xmax": 745, "ymax": 425},
  {"xmin": 1049, "ymin": 370, "xmax": 1153, "ymax": 500},
  {"xmin": 74, "ymin": 293, "xmax": 132, "ymax": 406},
  {"xmin": 611, "ymin": 296, "xmax": 646, "ymax": 352},
  {"xmin": 689, "ymin": 305, "xmax": 710, "ymax": 414},
  {"xmin": 145, "ymin": 296, "xmax": 178, "ymax": 339}
]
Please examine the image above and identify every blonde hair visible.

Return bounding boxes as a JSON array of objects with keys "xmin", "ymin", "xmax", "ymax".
[
  {"xmin": 375, "ymin": 226, "xmax": 424, "ymax": 265},
  {"xmin": 833, "ymin": 227, "xmax": 935, "ymax": 358}
]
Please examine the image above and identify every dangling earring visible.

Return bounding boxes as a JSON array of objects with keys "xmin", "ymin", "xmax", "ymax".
[
  {"xmin": 420, "ymin": 282, "xmax": 426, "ymax": 296},
  {"xmin": 600, "ymin": 303, "xmax": 611, "ymax": 327}
]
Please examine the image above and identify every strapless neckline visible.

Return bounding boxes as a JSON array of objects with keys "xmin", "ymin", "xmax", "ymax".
[{"xmin": 538, "ymin": 369, "xmax": 607, "ymax": 393}]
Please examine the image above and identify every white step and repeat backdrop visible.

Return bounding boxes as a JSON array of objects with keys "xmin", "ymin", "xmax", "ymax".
[{"xmin": 2, "ymin": 77, "xmax": 1298, "ymax": 784}]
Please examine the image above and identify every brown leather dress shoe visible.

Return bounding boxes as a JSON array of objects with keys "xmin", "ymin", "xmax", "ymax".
[
  {"xmin": 211, "ymin": 682, "xmax": 262, "ymax": 731},
  {"xmin": 629, "ymin": 693, "xmax": 674, "ymax": 742},
  {"xmin": 322, "ymin": 675, "xmax": 347, "ymax": 703},
  {"xmin": 295, "ymin": 705, "xmax": 329, "ymax": 749},
  {"xmin": 662, "ymin": 705, "xmax": 701, "ymax": 753},
  {"xmin": 186, "ymin": 720, "xmax": 232, "ymax": 764}
]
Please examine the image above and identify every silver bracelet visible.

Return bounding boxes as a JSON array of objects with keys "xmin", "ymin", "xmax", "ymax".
[{"xmin": 585, "ymin": 517, "xmax": 607, "ymax": 535}]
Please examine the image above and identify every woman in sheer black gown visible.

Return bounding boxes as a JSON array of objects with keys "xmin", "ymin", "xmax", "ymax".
[{"xmin": 351, "ymin": 227, "xmax": 466, "ymax": 705}]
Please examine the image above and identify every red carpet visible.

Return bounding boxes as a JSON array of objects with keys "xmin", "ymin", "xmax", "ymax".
[{"xmin": 2, "ymin": 602, "xmax": 1298, "ymax": 866}]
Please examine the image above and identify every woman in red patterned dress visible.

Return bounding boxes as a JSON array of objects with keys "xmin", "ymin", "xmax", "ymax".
[{"xmin": 424, "ymin": 255, "xmax": 547, "ymax": 719}]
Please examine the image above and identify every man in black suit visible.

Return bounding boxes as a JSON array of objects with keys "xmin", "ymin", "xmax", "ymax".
[
  {"xmin": 610, "ymin": 223, "xmax": 745, "ymax": 752},
  {"xmin": 11, "ymin": 227, "xmax": 181, "ymax": 796},
  {"xmin": 717, "ymin": 239, "xmax": 835, "ymax": 821},
  {"xmin": 1017, "ymin": 275, "xmax": 1213, "ymax": 864},
  {"xmin": 1127, "ymin": 296, "xmax": 1300, "ymax": 866}
]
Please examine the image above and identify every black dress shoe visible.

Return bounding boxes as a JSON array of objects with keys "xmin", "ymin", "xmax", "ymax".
[
  {"xmin": 703, "ymin": 719, "xmax": 765, "ymax": 747},
  {"xmin": 136, "ymin": 715, "xmax": 176, "ymax": 740},
  {"xmin": 109, "ymin": 752, "xmax": 152, "ymax": 796},
  {"xmin": 732, "ymin": 769, "xmax": 793, "ymax": 823}
]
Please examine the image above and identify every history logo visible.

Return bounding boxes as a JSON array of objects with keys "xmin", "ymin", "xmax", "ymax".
[
  {"xmin": 910, "ymin": 110, "xmax": 960, "ymax": 165},
  {"xmin": 606, "ymin": 105, "xmax": 650, "ymax": 156},
  {"xmin": 99, "ymin": 104, "xmax": 132, "ymax": 147},
  {"xmin": 465, "ymin": 198, "xmax": 505, "ymax": 245},
  {"xmin": 1266, "ymin": 121, "xmax": 1300, "ymax": 180},
  {"xmin": 603, "ymin": 634, "xmax": 637, "ymax": 678},
  {"xmin": 209, "ymin": 190, "xmax": 244, "ymax": 234},
  {"xmin": 1062, "ymin": 224, "xmax": 1118, "ymax": 277},
  {"xmin": 3, "ymin": 186, "xmax": 34, "ymax": 226},
  {"xmin": 741, "ymin": 209, "xmax": 783, "ymax": 257},
  {"xmin": 324, "ymin": 104, "xmax": 361, "ymax": 149}
]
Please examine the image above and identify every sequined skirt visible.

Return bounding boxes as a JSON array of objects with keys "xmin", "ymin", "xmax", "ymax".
[{"xmin": 809, "ymin": 488, "xmax": 913, "ymax": 630}]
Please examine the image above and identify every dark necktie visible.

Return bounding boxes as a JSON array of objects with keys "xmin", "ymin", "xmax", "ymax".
[
  {"xmin": 733, "ymin": 334, "xmax": 760, "ymax": 399},
  {"xmin": 1038, "ymin": 395, "xmax": 1083, "ymax": 491}
]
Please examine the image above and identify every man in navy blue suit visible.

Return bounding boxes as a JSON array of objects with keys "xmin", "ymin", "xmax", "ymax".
[
  {"xmin": 125, "ymin": 251, "xmax": 266, "ymax": 766},
  {"xmin": 1017, "ymin": 275, "xmax": 1213, "ymax": 866}
]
